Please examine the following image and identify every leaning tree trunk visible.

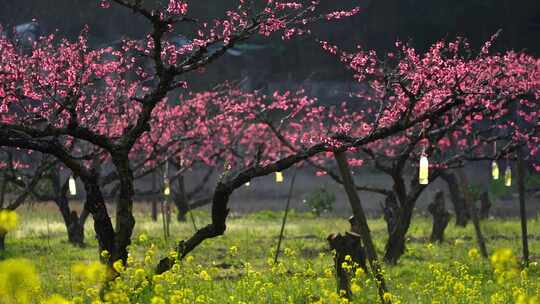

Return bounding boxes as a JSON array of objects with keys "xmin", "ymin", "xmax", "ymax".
[
  {"xmin": 112, "ymin": 156, "xmax": 136, "ymax": 264},
  {"xmin": 427, "ymin": 191, "xmax": 451, "ymax": 243},
  {"xmin": 334, "ymin": 151, "xmax": 390, "ymax": 304},
  {"xmin": 441, "ymin": 172, "xmax": 469, "ymax": 227},
  {"xmin": 81, "ymin": 176, "xmax": 116, "ymax": 263}
]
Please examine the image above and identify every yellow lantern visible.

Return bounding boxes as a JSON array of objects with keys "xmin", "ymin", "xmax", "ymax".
[
  {"xmin": 419, "ymin": 155, "xmax": 429, "ymax": 185},
  {"xmin": 491, "ymin": 161, "xmax": 499, "ymax": 180},
  {"xmin": 163, "ymin": 179, "xmax": 171, "ymax": 196},
  {"xmin": 68, "ymin": 176, "xmax": 77, "ymax": 196},
  {"xmin": 504, "ymin": 166, "xmax": 512, "ymax": 187},
  {"xmin": 275, "ymin": 172, "xmax": 284, "ymax": 183}
]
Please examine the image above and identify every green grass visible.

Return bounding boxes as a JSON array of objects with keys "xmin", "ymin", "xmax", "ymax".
[{"xmin": 2, "ymin": 203, "xmax": 540, "ymax": 303}]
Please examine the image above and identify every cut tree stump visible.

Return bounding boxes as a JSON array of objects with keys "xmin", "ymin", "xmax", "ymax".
[
  {"xmin": 427, "ymin": 191, "xmax": 451, "ymax": 243},
  {"xmin": 327, "ymin": 231, "xmax": 367, "ymax": 299}
]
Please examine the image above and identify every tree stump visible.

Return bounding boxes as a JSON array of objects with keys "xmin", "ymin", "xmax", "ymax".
[
  {"xmin": 427, "ymin": 191, "xmax": 451, "ymax": 243},
  {"xmin": 479, "ymin": 191, "xmax": 491, "ymax": 220},
  {"xmin": 327, "ymin": 231, "xmax": 367, "ymax": 299}
]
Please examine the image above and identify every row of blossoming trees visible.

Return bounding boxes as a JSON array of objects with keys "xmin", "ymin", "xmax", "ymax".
[{"xmin": 0, "ymin": 0, "xmax": 539, "ymax": 302}]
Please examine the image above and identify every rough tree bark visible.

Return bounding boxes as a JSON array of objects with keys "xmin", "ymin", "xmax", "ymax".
[
  {"xmin": 440, "ymin": 172, "xmax": 469, "ymax": 226},
  {"xmin": 427, "ymin": 191, "xmax": 451, "ymax": 243},
  {"xmin": 112, "ymin": 155, "xmax": 136, "ymax": 264},
  {"xmin": 81, "ymin": 175, "xmax": 116, "ymax": 262}
]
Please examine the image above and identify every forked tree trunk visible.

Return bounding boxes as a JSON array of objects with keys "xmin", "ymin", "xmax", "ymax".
[
  {"xmin": 334, "ymin": 151, "xmax": 390, "ymax": 304},
  {"xmin": 479, "ymin": 191, "xmax": 491, "ymax": 220},
  {"xmin": 441, "ymin": 172, "xmax": 469, "ymax": 226},
  {"xmin": 427, "ymin": 191, "xmax": 451, "ymax": 243}
]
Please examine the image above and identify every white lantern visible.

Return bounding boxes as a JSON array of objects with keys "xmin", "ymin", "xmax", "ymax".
[
  {"xmin": 504, "ymin": 166, "xmax": 512, "ymax": 187},
  {"xmin": 68, "ymin": 176, "xmax": 77, "ymax": 196},
  {"xmin": 163, "ymin": 178, "xmax": 171, "ymax": 196},
  {"xmin": 419, "ymin": 155, "xmax": 429, "ymax": 185},
  {"xmin": 491, "ymin": 161, "xmax": 500, "ymax": 180},
  {"xmin": 275, "ymin": 172, "xmax": 284, "ymax": 183}
]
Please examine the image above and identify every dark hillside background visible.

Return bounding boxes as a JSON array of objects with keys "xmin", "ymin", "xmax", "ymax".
[{"xmin": 1, "ymin": 0, "xmax": 539, "ymax": 84}]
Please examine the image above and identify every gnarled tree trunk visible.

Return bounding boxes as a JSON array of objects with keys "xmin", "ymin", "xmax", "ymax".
[
  {"xmin": 81, "ymin": 176, "xmax": 116, "ymax": 262},
  {"xmin": 427, "ymin": 191, "xmax": 451, "ymax": 243}
]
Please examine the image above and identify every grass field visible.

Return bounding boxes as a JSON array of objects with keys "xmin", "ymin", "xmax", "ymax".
[{"xmin": 1, "ymin": 202, "xmax": 540, "ymax": 303}]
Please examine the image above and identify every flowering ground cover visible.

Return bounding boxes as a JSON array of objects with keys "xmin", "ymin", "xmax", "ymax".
[{"xmin": 1, "ymin": 203, "xmax": 539, "ymax": 303}]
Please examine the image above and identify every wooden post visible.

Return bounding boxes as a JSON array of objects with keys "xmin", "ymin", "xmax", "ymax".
[
  {"xmin": 334, "ymin": 151, "xmax": 390, "ymax": 303},
  {"xmin": 274, "ymin": 168, "xmax": 298, "ymax": 264},
  {"xmin": 517, "ymin": 147, "xmax": 529, "ymax": 266}
]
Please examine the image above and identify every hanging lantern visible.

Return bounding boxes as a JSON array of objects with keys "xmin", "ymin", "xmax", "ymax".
[
  {"xmin": 491, "ymin": 161, "xmax": 500, "ymax": 180},
  {"xmin": 504, "ymin": 166, "xmax": 512, "ymax": 187},
  {"xmin": 275, "ymin": 172, "xmax": 284, "ymax": 183},
  {"xmin": 68, "ymin": 176, "xmax": 77, "ymax": 196},
  {"xmin": 163, "ymin": 178, "xmax": 171, "ymax": 196},
  {"xmin": 419, "ymin": 155, "xmax": 429, "ymax": 185}
]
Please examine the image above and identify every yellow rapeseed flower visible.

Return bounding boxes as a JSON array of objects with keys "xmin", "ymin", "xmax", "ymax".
[
  {"xmin": 0, "ymin": 210, "xmax": 18, "ymax": 231},
  {"xmin": 41, "ymin": 294, "xmax": 72, "ymax": 304},
  {"xmin": 0, "ymin": 258, "xmax": 41, "ymax": 304}
]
